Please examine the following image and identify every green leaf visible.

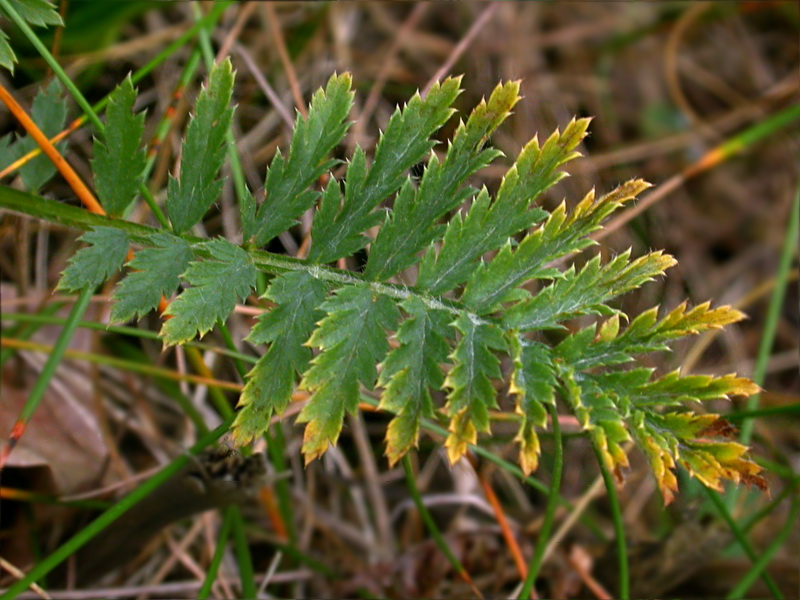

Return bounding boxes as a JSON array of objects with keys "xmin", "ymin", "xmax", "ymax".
[
  {"xmin": 110, "ymin": 232, "xmax": 193, "ymax": 323},
  {"xmin": 561, "ymin": 367, "xmax": 632, "ymax": 483},
  {"xmin": 1, "ymin": 0, "xmax": 62, "ymax": 26},
  {"xmin": 443, "ymin": 313, "xmax": 506, "ymax": 463},
  {"xmin": 365, "ymin": 81, "xmax": 520, "ymax": 281},
  {"xmin": 627, "ymin": 370, "xmax": 760, "ymax": 408},
  {"xmin": 0, "ymin": 134, "xmax": 13, "ymax": 166},
  {"xmin": 92, "ymin": 76, "xmax": 147, "ymax": 216},
  {"xmin": 56, "ymin": 227, "xmax": 129, "ymax": 292},
  {"xmin": 556, "ymin": 301, "xmax": 747, "ymax": 370},
  {"xmin": 297, "ymin": 284, "xmax": 400, "ymax": 462},
  {"xmin": 0, "ymin": 0, "xmax": 62, "ymax": 73},
  {"xmin": 167, "ymin": 58, "xmax": 235, "ymax": 234},
  {"xmin": 417, "ymin": 118, "xmax": 590, "ymax": 295},
  {"xmin": 0, "ymin": 29, "xmax": 14, "ymax": 73},
  {"xmin": 503, "ymin": 250, "xmax": 676, "ymax": 331},
  {"xmin": 15, "ymin": 80, "xmax": 67, "ymax": 193},
  {"xmin": 378, "ymin": 296, "xmax": 451, "ymax": 465},
  {"xmin": 161, "ymin": 238, "xmax": 257, "ymax": 345},
  {"xmin": 462, "ymin": 179, "xmax": 651, "ymax": 313},
  {"xmin": 247, "ymin": 73, "xmax": 354, "ymax": 246},
  {"xmin": 232, "ymin": 271, "xmax": 328, "ymax": 445},
  {"xmin": 509, "ymin": 337, "xmax": 556, "ymax": 474},
  {"xmin": 308, "ymin": 78, "xmax": 462, "ymax": 264}
]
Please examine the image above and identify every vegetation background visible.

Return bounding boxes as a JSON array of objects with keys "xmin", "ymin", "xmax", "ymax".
[{"xmin": 1, "ymin": 2, "xmax": 798, "ymax": 599}]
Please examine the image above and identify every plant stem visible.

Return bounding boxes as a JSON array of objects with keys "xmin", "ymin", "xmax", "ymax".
[
  {"xmin": 230, "ymin": 507, "xmax": 257, "ymax": 599},
  {"xmin": 592, "ymin": 441, "xmax": 628, "ymax": 600},
  {"xmin": 726, "ymin": 498, "xmax": 799, "ymax": 600},
  {"xmin": 518, "ymin": 402, "xmax": 563, "ymax": 599},
  {"xmin": 198, "ymin": 506, "xmax": 234, "ymax": 599},
  {"xmin": 705, "ymin": 487, "xmax": 783, "ymax": 599},
  {"xmin": 0, "ymin": 287, "xmax": 92, "ymax": 469},
  {"xmin": 402, "ymin": 454, "xmax": 480, "ymax": 596}
]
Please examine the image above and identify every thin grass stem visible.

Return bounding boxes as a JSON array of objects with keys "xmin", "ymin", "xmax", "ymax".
[
  {"xmin": 518, "ymin": 403, "xmax": 563, "ymax": 599},
  {"xmin": 591, "ymin": 441, "xmax": 628, "ymax": 600}
]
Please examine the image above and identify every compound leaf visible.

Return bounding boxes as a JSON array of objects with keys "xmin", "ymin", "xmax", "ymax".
[
  {"xmin": 509, "ymin": 337, "xmax": 557, "ymax": 474},
  {"xmin": 248, "ymin": 73, "xmax": 354, "ymax": 246},
  {"xmin": 632, "ymin": 411, "xmax": 766, "ymax": 505},
  {"xmin": 417, "ymin": 118, "xmax": 590, "ymax": 295},
  {"xmin": 365, "ymin": 80, "xmax": 520, "ymax": 281},
  {"xmin": 232, "ymin": 271, "xmax": 329, "ymax": 445},
  {"xmin": 92, "ymin": 76, "xmax": 147, "ymax": 216},
  {"xmin": 0, "ymin": 30, "xmax": 14, "ymax": 73},
  {"xmin": 14, "ymin": 80, "xmax": 67, "ymax": 193},
  {"xmin": 378, "ymin": 296, "xmax": 451, "ymax": 465},
  {"xmin": 57, "ymin": 227, "xmax": 129, "ymax": 292},
  {"xmin": 556, "ymin": 302, "xmax": 747, "ymax": 370},
  {"xmin": 298, "ymin": 284, "xmax": 400, "ymax": 462},
  {"xmin": 1, "ymin": 0, "xmax": 62, "ymax": 27},
  {"xmin": 444, "ymin": 313, "xmax": 506, "ymax": 463},
  {"xmin": 161, "ymin": 238, "xmax": 256, "ymax": 345},
  {"xmin": 0, "ymin": 0, "xmax": 63, "ymax": 72},
  {"xmin": 308, "ymin": 78, "xmax": 461, "ymax": 264},
  {"xmin": 503, "ymin": 250, "xmax": 676, "ymax": 331},
  {"xmin": 167, "ymin": 58, "xmax": 234, "ymax": 234},
  {"xmin": 462, "ymin": 179, "xmax": 651, "ymax": 312},
  {"xmin": 110, "ymin": 233, "xmax": 193, "ymax": 323}
]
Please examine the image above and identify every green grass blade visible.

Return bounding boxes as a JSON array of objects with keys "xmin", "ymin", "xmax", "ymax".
[
  {"xmin": 0, "ymin": 287, "xmax": 92, "ymax": 467},
  {"xmin": 740, "ymin": 184, "xmax": 799, "ymax": 444},
  {"xmin": 726, "ymin": 498, "xmax": 799, "ymax": 600},
  {"xmin": 592, "ymin": 437, "xmax": 628, "ymax": 599},
  {"xmin": 705, "ymin": 487, "xmax": 783, "ymax": 599},
  {"xmin": 198, "ymin": 506, "xmax": 234, "ymax": 599},
  {"xmin": 401, "ymin": 454, "xmax": 472, "ymax": 586},
  {"xmin": 230, "ymin": 507, "xmax": 257, "ymax": 598},
  {"xmin": 518, "ymin": 403, "xmax": 563, "ymax": 599}
]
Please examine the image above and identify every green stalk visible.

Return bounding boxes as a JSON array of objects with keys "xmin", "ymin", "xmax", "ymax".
[
  {"xmin": 726, "ymin": 498, "xmax": 799, "ymax": 600},
  {"xmin": 401, "ymin": 454, "xmax": 472, "ymax": 584},
  {"xmin": 266, "ymin": 424, "xmax": 298, "ymax": 544},
  {"xmin": 13, "ymin": 296, "xmax": 86, "ymax": 391},
  {"xmin": 140, "ymin": 46, "xmax": 203, "ymax": 185},
  {"xmin": 728, "ymin": 184, "xmax": 799, "ymax": 510},
  {"xmin": 705, "ymin": 488, "xmax": 783, "ymax": 599},
  {"xmin": 230, "ymin": 507, "xmax": 257, "ymax": 599},
  {"xmin": 591, "ymin": 440, "xmax": 628, "ymax": 600},
  {"xmin": 0, "ymin": 0, "xmax": 101, "ymax": 131},
  {"xmin": 217, "ymin": 321, "xmax": 248, "ymax": 380},
  {"xmin": 741, "ymin": 184, "xmax": 800, "ymax": 443},
  {"xmin": 0, "ymin": 287, "xmax": 92, "ymax": 461},
  {"xmin": 518, "ymin": 403, "xmax": 563, "ymax": 599},
  {"xmin": 198, "ymin": 505, "xmax": 234, "ymax": 599},
  {"xmin": 726, "ymin": 403, "xmax": 800, "ymax": 422},
  {"xmin": 3, "ymin": 0, "xmax": 233, "ymax": 229},
  {"xmin": 0, "ymin": 418, "xmax": 233, "ymax": 599}
]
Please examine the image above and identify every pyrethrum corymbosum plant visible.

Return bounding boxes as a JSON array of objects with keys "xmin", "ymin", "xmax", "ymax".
[{"xmin": 6, "ymin": 58, "xmax": 766, "ymax": 506}]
